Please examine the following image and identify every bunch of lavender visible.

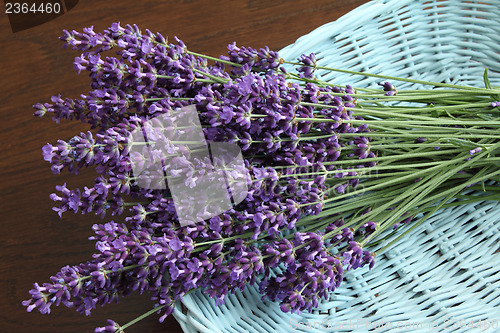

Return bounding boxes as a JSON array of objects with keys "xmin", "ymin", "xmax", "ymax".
[{"xmin": 23, "ymin": 23, "xmax": 500, "ymax": 332}]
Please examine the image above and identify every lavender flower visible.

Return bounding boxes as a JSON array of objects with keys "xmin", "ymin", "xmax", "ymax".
[
  {"xmin": 378, "ymin": 81, "xmax": 397, "ymax": 96},
  {"xmin": 297, "ymin": 53, "xmax": 317, "ymax": 79},
  {"xmin": 25, "ymin": 22, "xmax": 500, "ymax": 332}
]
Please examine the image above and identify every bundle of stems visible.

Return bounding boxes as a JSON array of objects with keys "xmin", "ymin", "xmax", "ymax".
[{"xmin": 22, "ymin": 23, "xmax": 500, "ymax": 332}]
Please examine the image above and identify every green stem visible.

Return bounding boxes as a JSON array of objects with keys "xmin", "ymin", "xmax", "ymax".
[
  {"xmin": 323, "ymin": 148, "xmax": 463, "ymax": 166},
  {"xmin": 375, "ymin": 167, "xmax": 500, "ymax": 253},
  {"xmin": 363, "ymin": 141, "xmax": 500, "ymax": 245},
  {"xmin": 284, "ymin": 61, "xmax": 499, "ymax": 93},
  {"xmin": 117, "ymin": 305, "xmax": 167, "ymax": 331}
]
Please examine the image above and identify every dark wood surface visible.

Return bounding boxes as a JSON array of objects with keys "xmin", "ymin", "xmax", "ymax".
[{"xmin": 0, "ymin": 1, "xmax": 370, "ymax": 332}]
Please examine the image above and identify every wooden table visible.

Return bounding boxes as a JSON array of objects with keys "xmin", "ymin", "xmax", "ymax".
[{"xmin": 0, "ymin": 1, "xmax": 369, "ymax": 332}]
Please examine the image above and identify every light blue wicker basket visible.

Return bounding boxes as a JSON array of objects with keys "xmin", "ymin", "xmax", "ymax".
[{"xmin": 173, "ymin": 0, "xmax": 500, "ymax": 332}]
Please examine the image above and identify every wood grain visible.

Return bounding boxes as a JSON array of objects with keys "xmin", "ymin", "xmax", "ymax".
[{"xmin": 0, "ymin": 1, "xmax": 369, "ymax": 332}]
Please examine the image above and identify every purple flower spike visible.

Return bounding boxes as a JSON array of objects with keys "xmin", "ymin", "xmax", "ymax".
[
  {"xmin": 297, "ymin": 53, "xmax": 317, "ymax": 79},
  {"xmin": 378, "ymin": 81, "xmax": 397, "ymax": 96}
]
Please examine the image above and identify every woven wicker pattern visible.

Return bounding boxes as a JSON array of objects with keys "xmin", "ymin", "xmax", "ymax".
[
  {"xmin": 173, "ymin": 1, "xmax": 500, "ymax": 332},
  {"xmin": 282, "ymin": 0, "xmax": 500, "ymax": 89}
]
